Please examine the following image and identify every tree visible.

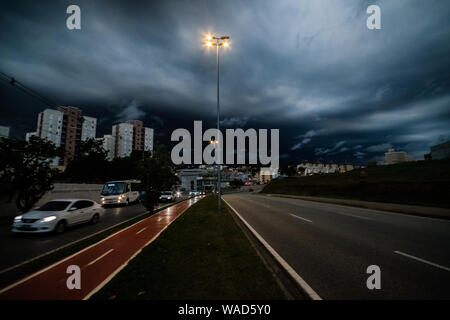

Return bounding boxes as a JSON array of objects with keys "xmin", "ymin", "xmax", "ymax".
[
  {"xmin": 138, "ymin": 147, "xmax": 179, "ymax": 212},
  {"xmin": 64, "ymin": 138, "xmax": 109, "ymax": 183},
  {"xmin": 0, "ymin": 136, "xmax": 62, "ymax": 212}
]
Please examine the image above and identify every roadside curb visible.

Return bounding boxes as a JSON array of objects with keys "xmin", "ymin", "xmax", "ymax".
[{"xmin": 223, "ymin": 198, "xmax": 322, "ymax": 300}]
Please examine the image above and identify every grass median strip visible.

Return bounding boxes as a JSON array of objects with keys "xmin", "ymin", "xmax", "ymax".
[{"xmin": 92, "ymin": 196, "xmax": 287, "ymax": 300}]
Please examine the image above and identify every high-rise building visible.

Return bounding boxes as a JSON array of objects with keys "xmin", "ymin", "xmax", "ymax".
[
  {"xmin": 0, "ymin": 125, "xmax": 10, "ymax": 138},
  {"xmin": 81, "ymin": 116, "xmax": 97, "ymax": 141},
  {"xmin": 101, "ymin": 134, "xmax": 115, "ymax": 161},
  {"xmin": 36, "ymin": 109, "xmax": 63, "ymax": 165},
  {"xmin": 57, "ymin": 106, "xmax": 84, "ymax": 166},
  {"xmin": 109, "ymin": 120, "xmax": 154, "ymax": 159},
  {"xmin": 112, "ymin": 122, "xmax": 134, "ymax": 158},
  {"xmin": 126, "ymin": 120, "xmax": 144, "ymax": 151},
  {"xmin": 385, "ymin": 148, "xmax": 414, "ymax": 165},
  {"xmin": 430, "ymin": 140, "xmax": 450, "ymax": 160},
  {"xmin": 144, "ymin": 127, "xmax": 154, "ymax": 152},
  {"xmin": 33, "ymin": 107, "xmax": 97, "ymax": 166}
]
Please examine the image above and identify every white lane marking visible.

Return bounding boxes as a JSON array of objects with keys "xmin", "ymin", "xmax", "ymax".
[
  {"xmin": 223, "ymin": 198, "xmax": 322, "ymax": 300},
  {"xmin": 394, "ymin": 251, "xmax": 450, "ymax": 272},
  {"xmin": 290, "ymin": 214, "xmax": 313, "ymax": 223},
  {"xmin": 264, "ymin": 194, "xmax": 450, "ymax": 223},
  {"xmin": 338, "ymin": 212, "xmax": 374, "ymax": 221},
  {"xmin": 0, "ymin": 210, "xmax": 149, "ymax": 276},
  {"xmin": 83, "ymin": 197, "xmax": 199, "ymax": 300},
  {"xmin": 0, "ymin": 199, "xmax": 193, "ymax": 293},
  {"xmin": 87, "ymin": 249, "xmax": 114, "ymax": 267},
  {"xmin": 136, "ymin": 227, "xmax": 148, "ymax": 235}
]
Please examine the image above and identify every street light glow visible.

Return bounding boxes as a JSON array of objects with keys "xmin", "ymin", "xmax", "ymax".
[{"xmin": 203, "ymin": 32, "xmax": 230, "ymax": 211}]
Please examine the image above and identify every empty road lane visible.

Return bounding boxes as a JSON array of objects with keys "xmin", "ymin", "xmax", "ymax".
[{"xmin": 223, "ymin": 193, "xmax": 450, "ymax": 299}]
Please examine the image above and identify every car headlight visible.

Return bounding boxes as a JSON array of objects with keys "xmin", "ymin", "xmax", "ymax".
[
  {"xmin": 120, "ymin": 194, "xmax": 126, "ymax": 199},
  {"xmin": 40, "ymin": 216, "xmax": 57, "ymax": 223},
  {"xmin": 14, "ymin": 215, "xmax": 22, "ymax": 222}
]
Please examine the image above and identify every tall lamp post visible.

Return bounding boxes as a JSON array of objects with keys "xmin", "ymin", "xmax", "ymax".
[{"xmin": 205, "ymin": 33, "xmax": 230, "ymax": 210}]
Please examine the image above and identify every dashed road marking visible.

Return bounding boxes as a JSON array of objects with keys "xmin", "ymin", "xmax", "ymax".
[{"xmin": 394, "ymin": 251, "xmax": 450, "ymax": 272}]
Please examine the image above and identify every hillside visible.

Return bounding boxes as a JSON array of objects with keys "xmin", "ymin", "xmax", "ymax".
[{"xmin": 262, "ymin": 159, "xmax": 450, "ymax": 208}]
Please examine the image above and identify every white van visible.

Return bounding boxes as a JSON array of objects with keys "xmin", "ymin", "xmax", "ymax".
[{"xmin": 100, "ymin": 180, "xmax": 142, "ymax": 206}]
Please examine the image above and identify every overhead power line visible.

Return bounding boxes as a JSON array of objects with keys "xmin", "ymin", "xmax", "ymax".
[{"xmin": 0, "ymin": 70, "xmax": 59, "ymax": 109}]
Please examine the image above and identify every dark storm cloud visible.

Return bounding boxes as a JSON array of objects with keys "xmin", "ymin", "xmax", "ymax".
[{"xmin": 1, "ymin": 0, "xmax": 450, "ymax": 164}]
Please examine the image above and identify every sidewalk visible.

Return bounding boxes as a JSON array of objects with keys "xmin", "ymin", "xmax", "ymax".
[
  {"xmin": 0, "ymin": 198, "xmax": 201, "ymax": 300},
  {"xmin": 263, "ymin": 194, "xmax": 450, "ymax": 220}
]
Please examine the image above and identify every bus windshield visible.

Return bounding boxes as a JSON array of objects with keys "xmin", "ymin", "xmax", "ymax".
[{"xmin": 101, "ymin": 182, "xmax": 127, "ymax": 196}]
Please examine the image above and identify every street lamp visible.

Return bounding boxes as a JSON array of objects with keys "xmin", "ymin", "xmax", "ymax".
[{"xmin": 204, "ymin": 33, "xmax": 230, "ymax": 210}]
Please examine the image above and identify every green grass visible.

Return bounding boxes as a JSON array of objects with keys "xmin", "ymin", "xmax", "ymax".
[
  {"xmin": 92, "ymin": 196, "xmax": 286, "ymax": 300},
  {"xmin": 263, "ymin": 159, "xmax": 450, "ymax": 208}
]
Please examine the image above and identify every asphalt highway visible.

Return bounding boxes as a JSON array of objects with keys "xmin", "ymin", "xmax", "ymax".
[
  {"xmin": 0, "ymin": 197, "xmax": 201, "ymax": 299},
  {"xmin": 0, "ymin": 200, "xmax": 181, "ymax": 272},
  {"xmin": 223, "ymin": 193, "xmax": 450, "ymax": 299}
]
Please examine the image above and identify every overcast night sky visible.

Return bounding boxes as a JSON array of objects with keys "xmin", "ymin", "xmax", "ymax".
[{"xmin": 1, "ymin": 0, "xmax": 450, "ymax": 165}]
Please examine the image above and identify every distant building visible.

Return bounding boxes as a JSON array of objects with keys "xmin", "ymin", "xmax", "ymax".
[
  {"xmin": 126, "ymin": 120, "xmax": 154, "ymax": 152},
  {"xmin": 36, "ymin": 109, "xmax": 64, "ymax": 165},
  {"xmin": 144, "ymin": 127, "xmax": 154, "ymax": 152},
  {"xmin": 430, "ymin": 141, "xmax": 450, "ymax": 160},
  {"xmin": 81, "ymin": 116, "xmax": 97, "ymax": 141},
  {"xmin": 101, "ymin": 134, "xmax": 115, "ymax": 161},
  {"xmin": 297, "ymin": 162, "xmax": 352, "ymax": 175},
  {"xmin": 257, "ymin": 167, "xmax": 278, "ymax": 183},
  {"xmin": 110, "ymin": 120, "xmax": 154, "ymax": 159},
  {"xmin": 112, "ymin": 122, "xmax": 134, "ymax": 158},
  {"xmin": 384, "ymin": 148, "xmax": 414, "ymax": 165},
  {"xmin": 178, "ymin": 168, "xmax": 208, "ymax": 192},
  {"xmin": 57, "ymin": 106, "xmax": 84, "ymax": 166},
  {"xmin": 25, "ymin": 132, "xmax": 37, "ymax": 141},
  {"xmin": 0, "ymin": 125, "xmax": 10, "ymax": 138},
  {"xmin": 33, "ymin": 106, "xmax": 97, "ymax": 166}
]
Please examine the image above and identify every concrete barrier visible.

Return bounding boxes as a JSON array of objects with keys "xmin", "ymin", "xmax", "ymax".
[
  {"xmin": 37, "ymin": 183, "xmax": 103, "ymax": 205},
  {"xmin": 0, "ymin": 183, "xmax": 104, "ymax": 225}
]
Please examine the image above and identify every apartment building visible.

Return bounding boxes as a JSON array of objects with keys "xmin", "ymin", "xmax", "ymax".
[
  {"xmin": 33, "ymin": 107, "xmax": 97, "ymax": 166},
  {"xmin": 112, "ymin": 122, "xmax": 134, "ymax": 158},
  {"xmin": 36, "ymin": 108, "xmax": 64, "ymax": 165},
  {"xmin": 385, "ymin": 148, "xmax": 414, "ymax": 165},
  {"xmin": 81, "ymin": 116, "xmax": 97, "ymax": 141},
  {"xmin": 109, "ymin": 120, "xmax": 154, "ymax": 159},
  {"xmin": 101, "ymin": 134, "xmax": 115, "ymax": 161},
  {"xmin": 0, "ymin": 125, "xmax": 10, "ymax": 138}
]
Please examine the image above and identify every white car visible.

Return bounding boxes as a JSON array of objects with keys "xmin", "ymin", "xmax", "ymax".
[
  {"xmin": 159, "ymin": 191, "xmax": 176, "ymax": 202},
  {"xmin": 12, "ymin": 199, "xmax": 102, "ymax": 234}
]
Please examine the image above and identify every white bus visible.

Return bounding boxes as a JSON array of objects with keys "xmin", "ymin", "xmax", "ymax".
[{"xmin": 100, "ymin": 180, "xmax": 143, "ymax": 206}]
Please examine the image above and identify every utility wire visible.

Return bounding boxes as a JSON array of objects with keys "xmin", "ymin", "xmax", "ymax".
[{"xmin": 0, "ymin": 70, "xmax": 59, "ymax": 109}]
